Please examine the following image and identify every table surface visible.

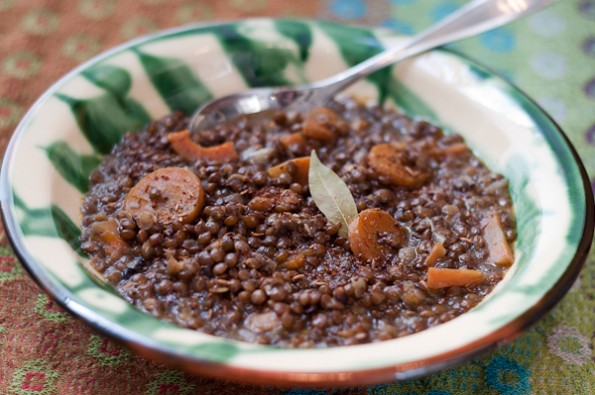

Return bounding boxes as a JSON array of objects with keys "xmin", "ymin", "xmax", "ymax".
[{"xmin": 0, "ymin": 1, "xmax": 593, "ymax": 394}]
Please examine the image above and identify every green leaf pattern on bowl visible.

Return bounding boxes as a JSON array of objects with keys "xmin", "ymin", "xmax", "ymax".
[
  {"xmin": 56, "ymin": 72, "xmax": 151, "ymax": 155},
  {"xmin": 42, "ymin": 141, "xmax": 100, "ymax": 193},
  {"xmin": 134, "ymin": 49, "xmax": 213, "ymax": 114}
]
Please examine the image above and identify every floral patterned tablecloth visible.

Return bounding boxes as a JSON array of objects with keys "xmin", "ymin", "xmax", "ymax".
[{"xmin": 0, "ymin": 1, "xmax": 593, "ymax": 394}]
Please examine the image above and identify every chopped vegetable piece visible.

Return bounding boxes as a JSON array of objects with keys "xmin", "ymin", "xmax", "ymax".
[
  {"xmin": 280, "ymin": 247, "xmax": 320, "ymax": 270},
  {"xmin": 268, "ymin": 156, "xmax": 310, "ymax": 185},
  {"xmin": 431, "ymin": 143, "xmax": 469, "ymax": 157},
  {"xmin": 303, "ymin": 107, "xmax": 339, "ymax": 141},
  {"xmin": 167, "ymin": 130, "xmax": 238, "ymax": 164},
  {"xmin": 483, "ymin": 213, "xmax": 514, "ymax": 267},
  {"xmin": 425, "ymin": 242, "xmax": 446, "ymax": 266},
  {"xmin": 368, "ymin": 143, "xmax": 429, "ymax": 187},
  {"xmin": 280, "ymin": 252, "xmax": 307, "ymax": 269},
  {"xmin": 280, "ymin": 132, "xmax": 306, "ymax": 150},
  {"xmin": 124, "ymin": 167, "xmax": 204, "ymax": 226},
  {"xmin": 349, "ymin": 208, "xmax": 408, "ymax": 262},
  {"xmin": 90, "ymin": 220, "xmax": 129, "ymax": 261},
  {"xmin": 427, "ymin": 267, "xmax": 485, "ymax": 289}
]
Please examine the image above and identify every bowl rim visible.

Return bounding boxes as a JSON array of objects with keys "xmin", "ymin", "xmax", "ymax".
[{"xmin": 1, "ymin": 18, "xmax": 593, "ymax": 387}]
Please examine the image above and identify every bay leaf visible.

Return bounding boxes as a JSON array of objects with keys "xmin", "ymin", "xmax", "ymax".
[{"xmin": 308, "ymin": 150, "xmax": 358, "ymax": 238}]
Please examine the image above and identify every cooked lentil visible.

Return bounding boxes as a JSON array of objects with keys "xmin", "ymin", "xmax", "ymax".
[{"xmin": 80, "ymin": 98, "xmax": 516, "ymax": 347}]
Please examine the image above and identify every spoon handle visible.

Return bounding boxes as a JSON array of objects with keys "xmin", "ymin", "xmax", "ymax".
[{"xmin": 308, "ymin": 0, "xmax": 557, "ymax": 100}]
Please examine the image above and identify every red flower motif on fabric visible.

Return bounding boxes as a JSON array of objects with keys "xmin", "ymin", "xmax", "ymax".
[{"xmin": 22, "ymin": 372, "xmax": 46, "ymax": 391}]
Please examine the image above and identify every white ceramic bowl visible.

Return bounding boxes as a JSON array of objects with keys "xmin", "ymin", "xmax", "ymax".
[{"xmin": 1, "ymin": 19, "xmax": 593, "ymax": 386}]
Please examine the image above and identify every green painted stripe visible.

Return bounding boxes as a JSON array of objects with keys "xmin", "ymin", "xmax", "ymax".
[
  {"xmin": 51, "ymin": 204, "xmax": 85, "ymax": 257},
  {"xmin": 82, "ymin": 64, "xmax": 132, "ymax": 98},
  {"xmin": 134, "ymin": 49, "xmax": 213, "ymax": 115},
  {"xmin": 505, "ymin": 156, "xmax": 540, "ymax": 257},
  {"xmin": 318, "ymin": 22, "xmax": 391, "ymax": 103},
  {"xmin": 13, "ymin": 193, "xmax": 84, "ymax": 257},
  {"xmin": 507, "ymin": 87, "xmax": 587, "ymax": 246},
  {"xmin": 203, "ymin": 24, "xmax": 293, "ymax": 87},
  {"xmin": 467, "ymin": 63, "xmax": 492, "ymax": 81},
  {"xmin": 186, "ymin": 342, "xmax": 241, "ymax": 362},
  {"xmin": 13, "ymin": 193, "xmax": 56, "ymax": 237},
  {"xmin": 275, "ymin": 20, "xmax": 312, "ymax": 63},
  {"xmin": 56, "ymin": 92, "xmax": 150, "ymax": 155},
  {"xmin": 42, "ymin": 141, "xmax": 100, "ymax": 193}
]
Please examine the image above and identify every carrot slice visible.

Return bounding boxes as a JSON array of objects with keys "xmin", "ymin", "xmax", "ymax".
[
  {"xmin": 167, "ymin": 130, "xmax": 238, "ymax": 164},
  {"xmin": 438, "ymin": 143, "xmax": 468, "ymax": 156},
  {"xmin": 280, "ymin": 247, "xmax": 321, "ymax": 269},
  {"xmin": 427, "ymin": 267, "xmax": 485, "ymax": 289},
  {"xmin": 124, "ymin": 167, "xmax": 204, "ymax": 226},
  {"xmin": 280, "ymin": 132, "xmax": 306, "ymax": 150},
  {"xmin": 425, "ymin": 242, "xmax": 446, "ymax": 266},
  {"xmin": 280, "ymin": 252, "xmax": 307, "ymax": 270},
  {"xmin": 268, "ymin": 156, "xmax": 310, "ymax": 185},
  {"xmin": 90, "ymin": 220, "xmax": 129, "ymax": 261},
  {"xmin": 349, "ymin": 208, "xmax": 408, "ymax": 262},
  {"xmin": 303, "ymin": 107, "xmax": 339, "ymax": 141},
  {"xmin": 483, "ymin": 213, "xmax": 514, "ymax": 267},
  {"xmin": 368, "ymin": 143, "xmax": 429, "ymax": 188}
]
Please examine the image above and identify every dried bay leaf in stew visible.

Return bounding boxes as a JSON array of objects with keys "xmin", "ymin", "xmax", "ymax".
[{"xmin": 308, "ymin": 150, "xmax": 358, "ymax": 238}]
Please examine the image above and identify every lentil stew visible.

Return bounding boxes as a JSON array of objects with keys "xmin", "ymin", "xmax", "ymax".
[{"xmin": 80, "ymin": 98, "xmax": 516, "ymax": 348}]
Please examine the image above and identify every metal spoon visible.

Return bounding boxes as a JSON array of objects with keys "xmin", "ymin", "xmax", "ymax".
[{"xmin": 189, "ymin": 0, "xmax": 556, "ymax": 132}]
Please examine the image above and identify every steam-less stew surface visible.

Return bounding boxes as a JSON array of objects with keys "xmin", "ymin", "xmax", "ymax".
[{"xmin": 81, "ymin": 99, "xmax": 516, "ymax": 347}]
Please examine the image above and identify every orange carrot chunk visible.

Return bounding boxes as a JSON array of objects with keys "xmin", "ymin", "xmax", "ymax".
[
  {"xmin": 279, "ymin": 132, "xmax": 307, "ymax": 151},
  {"xmin": 303, "ymin": 107, "xmax": 340, "ymax": 141},
  {"xmin": 438, "ymin": 143, "xmax": 469, "ymax": 156},
  {"xmin": 425, "ymin": 242, "xmax": 446, "ymax": 266},
  {"xmin": 483, "ymin": 213, "xmax": 514, "ymax": 267},
  {"xmin": 368, "ymin": 143, "xmax": 429, "ymax": 188},
  {"xmin": 268, "ymin": 156, "xmax": 310, "ymax": 185},
  {"xmin": 280, "ymin": 252, "xmax": 307, "ymax": 270},
  {"xmin": 427, "ymin": 267, "xmax": 485, "ymax": 289},
  {"xmin": 349, "ymin": 208, "xmax": 408, "ymax": 262},
  {"xmin": 90, "ymin": 220, "xmax": 129, "ymax": 261},
  {"xmin": 167, "ymin": 130, "xmax": 238, "ymax": 164}
]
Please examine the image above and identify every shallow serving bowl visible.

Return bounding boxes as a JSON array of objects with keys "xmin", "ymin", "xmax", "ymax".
[{"xmin": 1, "ymin": 19, "xmax": 593, "ymax": 386}]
